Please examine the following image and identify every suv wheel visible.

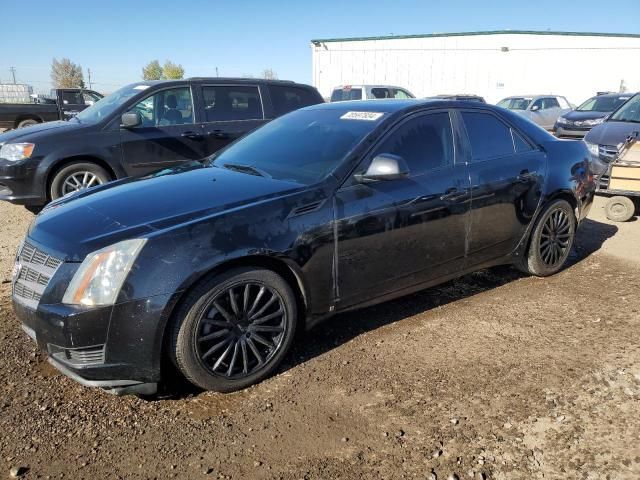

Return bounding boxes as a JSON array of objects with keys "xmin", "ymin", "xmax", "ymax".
[
  {"xmin": 518, "ymin": 199, "xmax": 576, "ymax": 277},
  {"xmin": 49, "ymin": 162, "xmax": 111, "ymax": 200},
  {"xmin": 170, "ymin": 268, "xmax": 297, "ymax": 392}
]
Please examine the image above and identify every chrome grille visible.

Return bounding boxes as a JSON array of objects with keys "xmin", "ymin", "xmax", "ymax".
[
  {"xmin": 12, "ymin": 241, "xmax": 63, "ymax": 310},
  {"xmin": 598, "ymin": 144, "xmax": 619, "ymax": 163}
]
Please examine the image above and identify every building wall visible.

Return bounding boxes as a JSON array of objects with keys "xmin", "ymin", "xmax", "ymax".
[{"xmin": 311, "ymin": 33, "xmax": 640, "ymax": 104}]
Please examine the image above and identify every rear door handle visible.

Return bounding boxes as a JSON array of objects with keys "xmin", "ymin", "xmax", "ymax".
[
  {"xmin": 440, "ymin": 187, "xmax": 467, "ymax": 202},
  {"xmin": 517, "ymin": 170, "xmax": 537, "ymax": 183},
  {"xmin": 181, "ymin": 131, "xmax": 204, "ymax": 141}
]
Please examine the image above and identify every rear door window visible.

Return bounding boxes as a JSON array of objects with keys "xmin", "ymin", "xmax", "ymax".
[
  {"xmin": 461, "ymin": 111, "xmax": 516, "ymax": 161},
  {"xmin": 330, "ymin": 88, "xmax": 362, "ymax": 102},
  {"xmin": 202, "ymin": 85, "xmax": 263, "ymax": 122},
  {"xmin": 269, "ymin": 85, "xmax": 319, "ymax": 116}
]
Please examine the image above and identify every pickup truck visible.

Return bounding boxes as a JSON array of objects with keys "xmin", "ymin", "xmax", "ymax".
[{"xmin": 0, "ymin": 88, "xmax": 103, "ymax": 130}]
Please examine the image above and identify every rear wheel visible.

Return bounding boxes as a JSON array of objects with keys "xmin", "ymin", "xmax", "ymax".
[
  {"xmin": 604, "ymin": 196, "xmax": 635, "ymax": 222},
  {"xmin": 518, "ymin": 199, "xmax": 576, "ymax": 277},
  {"xmin": 17, "ymin": 118, "xmax": 39, "ymax": 129},
  {"xmin": 49, "ymin": 162, "xmax": 111, "ymax": 200},
  {"xmin": 170, "ymin": 268, "xmax": 297, "ymax": 392}
]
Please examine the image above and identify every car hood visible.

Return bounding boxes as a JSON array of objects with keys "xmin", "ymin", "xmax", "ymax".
[
  {"xmin": 28, "ymin": 163, "xmax": 306, "ymax": 260},
  {"xmin": 584, "ymin": 120, "xmax": 640, "ymax": 146},
  {"xmin": 562, "ymin": 111, "xmax": 608, "ymax": 121},
  {"xmin": 0, "ymin": 120, "xmax": 87, "ymax": 144}
]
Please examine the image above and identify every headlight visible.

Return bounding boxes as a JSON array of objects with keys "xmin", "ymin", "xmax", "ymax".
[
  {"xmin": 583, "ymin": 118, "xmax": 604, "ymax": 126},
  {"xmin": 62, "ymin": 238, "xmax": 147, "ymax": 306},
  {"xmin": 0, "ymin": 143, "xmax": 35, "ymax": 161},
  {"xmin": 585, "ymin": 142, "xmax": 600, "ymax": 157},
  {"xmin": 556, "ymin": 116, "xmax": 568, "ymax": 124}
]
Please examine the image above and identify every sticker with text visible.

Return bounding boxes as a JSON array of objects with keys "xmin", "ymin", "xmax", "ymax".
[
  {"xmin": 133, "ymin": 85, "xmax": 150, "ymax": 90},
  {"xmin": 340, "ymin": 111, "xmax": 384, "ymax": 121}
]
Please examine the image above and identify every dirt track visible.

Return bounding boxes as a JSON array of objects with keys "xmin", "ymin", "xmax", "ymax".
[{"xmin": 0, "ymin": 197, "xmax": 639, "ymax": 479}]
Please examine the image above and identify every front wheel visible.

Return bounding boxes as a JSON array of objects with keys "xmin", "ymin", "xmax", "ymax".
[
  {"xmin": 170, "ymin": 268, "xmax": 297, "ymax": 392},
  {"xmin": 49, "ymin": 162, "xmax": 111, "ymax": 200},
  {"xmin": 518, "ymin": 199, "xmax": 576, "ymax": 277}
]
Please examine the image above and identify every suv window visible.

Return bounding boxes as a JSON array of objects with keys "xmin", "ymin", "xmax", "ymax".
[
  {"xmin": 370, "ymin": 88, "xmax": 390, "ymax": 99},
  {"xmin": 461, "ymin": 111, "xmax": 516, "ymax": 161},
  {"xmin": 371, "ymin": 112, "xmax": 454, "ymax": 176},
  {"xmin": 331, "ymin": 88, "xmax": 362, "ymax": 102},
  {"xmin": 61, "ymin": 90, "xmax": 84, "ymax": 105},
  {"xmin": 130, "ymin": 87, "xmax": 194, "ymax": 127},
  {"xmin": 269, "ymin": 85, "xmax": 318, "ymax": 116},
  {"xmin": 202, "ymin": 85, "xmax": 263, "ymax": 122},
  {"xmin": 544, "ymin": 97, "xmax": 560, "ymax": 109}
]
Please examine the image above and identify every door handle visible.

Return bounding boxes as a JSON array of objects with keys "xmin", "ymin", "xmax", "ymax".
[
  {"xmin": 210, "ymin": 129, "xmax": 229, "ymax": 139},
  {"xmin": 517, "ymin": 170, "xmax": 537, "ymax": 183},
  {"xmin": 440, "ymin": 187, "xmax": 467, "ymax": 202},
  {"xmin": 181, "ymin": 131, "xmax": 204, "ymax": 141}
]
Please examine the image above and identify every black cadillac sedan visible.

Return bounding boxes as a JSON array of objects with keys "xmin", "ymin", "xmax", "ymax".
[{"xmin": 12, "ymin": 100, "xmax": 595, "ymax": 395}]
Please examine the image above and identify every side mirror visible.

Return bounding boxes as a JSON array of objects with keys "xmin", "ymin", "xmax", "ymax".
[
  {"xmin": 530, "ymin": 105, "xmax": 540, "ymax": 112},
  {"xmin": 355, "ymin": 153, "xmax": 409, "ymax": 183},
  {"xmin": 121, "ymin": 111, "xmax": 142, "ymax": 128}
]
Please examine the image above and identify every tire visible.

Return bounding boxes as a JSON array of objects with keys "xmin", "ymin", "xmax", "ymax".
[
  {"xmin": 49, "ymin": 162, "xmax": 111, "ymax": 200},
  {"xmin": 518, "ymin": 199, "xmax": 576, "ymax": 277},
  {"xmin": 604, "ymin": 196, "xmax": 635, "ymax": 222},
  {"xmin": 170, "ymin": 268, "xmax": 298, "ymax": 392},
  {"xmin": 17, "ymin": 118, "xmax": 39, "ymax": 129}
]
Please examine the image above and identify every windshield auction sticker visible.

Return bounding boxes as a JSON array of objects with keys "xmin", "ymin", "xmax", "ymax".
[{"xmin": 340, "ymin": 111, "xmax": 384, "ymax": 121}]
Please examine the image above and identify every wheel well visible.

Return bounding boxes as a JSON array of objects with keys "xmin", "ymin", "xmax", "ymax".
[
  {"xmin": 14, "ymin": 115, "xmax": 42, "ymax": 127},
  {"xmin": 46, "ymin": 156, "xmax": 117, "ymax": 201},
  {"xmin": 547, "ymin": 191, "xmax": 578, "ymax": 215}
]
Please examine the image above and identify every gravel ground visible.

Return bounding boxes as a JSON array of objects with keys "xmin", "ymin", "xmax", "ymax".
[{"xmin": 0, "ymin": 197, "xmax": 639, "ymax": 480}]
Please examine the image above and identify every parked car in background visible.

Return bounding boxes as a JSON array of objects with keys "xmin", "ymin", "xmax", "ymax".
[
  {"xmin": 330, "ymin": 85, "xmax": 414, "ymax": 101},
  {"xmin": 426, "ymin": 94, "xmax": 486, "ymax": 103},
  {"xmin": 554, "ymin": 92, "xmax": 633, "ymax": 138},
  {"xmin": 584, "ymin": 92, "xmax": 640, "ymax": 176},
  {"xmin": 0, "ymin": 88, "xmax": 103, "ymax": 130},
  {"xmin": 0, "ymin": 78, "xmax": 323, "ymax": 209},
  {"xmin": 497, "ymin": 95, "xmax": 572, "ymax": 130},
  {"xmin": 12, "ymin": 99, "xmax": 595, "ymax": 395}
]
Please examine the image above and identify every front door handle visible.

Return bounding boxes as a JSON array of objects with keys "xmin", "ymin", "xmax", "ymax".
[
  {"xmin": 517, "ymin": 170, "xmax": 537, "ymax": 183},
  {"xmin": 181, "ymin": 131, "xmax": 204, "ymax": 141},
  {"xmin": 440, "ymin": 187, "xmax": 467, "ymax": 202},
  {"xmin": 210, "ymin": 129, "xmax": 229, "ymax": 139}
]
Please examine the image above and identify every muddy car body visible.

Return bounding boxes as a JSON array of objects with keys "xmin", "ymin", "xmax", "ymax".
[{"xmin": 12, "ymin": 100, "xmax": 595, "ymax": 395}]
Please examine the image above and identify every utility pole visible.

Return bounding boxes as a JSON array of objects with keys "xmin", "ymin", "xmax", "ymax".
[
  {"xmin": 215, "ymin": 67, "xmax": 219, "ymax": 78},
  {"xmin": 87, "ymin": 68, "xmax": 92, "ymax": 89},
  {"xmin": 9, "ymin": 67, "xmax": 16, "ymax": 84}
]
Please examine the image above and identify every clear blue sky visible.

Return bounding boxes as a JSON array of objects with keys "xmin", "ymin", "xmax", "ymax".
[{"xmin": 2, "ymin": 0, "xmax": 638, "ymax": 93}]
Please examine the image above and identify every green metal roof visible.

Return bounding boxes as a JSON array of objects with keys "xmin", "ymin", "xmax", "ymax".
[{"xmin": 311, "ymin": 30, "xmax": 640, "ymax": 44}]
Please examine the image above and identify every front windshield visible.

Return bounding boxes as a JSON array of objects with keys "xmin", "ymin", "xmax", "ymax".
[
  {"xmin": 74, "ymin": 84, "xmax": 149, "ymax": 123},
  {"xmin": 609, "ymin": 94, "xmax": 640, "ymax": 123},
  {"xmin": 209, "ymin": 109, "xmax": 384, "ymax": 184},
  {"xmin": 497, "ymin": 98, "xmax": 531, "ymax": 110},
  {"xmin": 577, "ymin": 95, "xmax": 629, "ymax": 112}
]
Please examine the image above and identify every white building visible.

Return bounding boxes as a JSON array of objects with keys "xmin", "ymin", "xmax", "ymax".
[{"xmin": 310, "ymin": 30, "xmax": 640, "ymax": 104}]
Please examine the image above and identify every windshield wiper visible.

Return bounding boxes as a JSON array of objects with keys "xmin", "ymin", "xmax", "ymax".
[{"xmin": 222, "ymin": 163, "xmax": 270, "ymax": 178}]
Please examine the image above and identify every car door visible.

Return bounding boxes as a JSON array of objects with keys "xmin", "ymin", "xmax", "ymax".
[
  {"xmin": 199, "ymin": 84, "xmax": 268, "ymax": 156},
  {"xmin": 457, "ymin": 109, "xmax": 547, "ymax": 267},
  {"xmin": 59, "ymin": 90, "xmax": 86, "ymax": 120},
  {"xmin": 119, "ymin": 85, "xmax": 206, "ymax": 176},
  {"xmin": 528, "ymin": 98, "xmax": 548, "ymax": 128},
  {"xmin": 334, "ymin": 110, "xmax": 471, "ymax": 307},
  {"xmin": 543, "ymin": 97, "xmax": 562, "ymax": 127}
]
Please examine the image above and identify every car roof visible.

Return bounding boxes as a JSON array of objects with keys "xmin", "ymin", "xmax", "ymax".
[
  {"xmin": 128, "ymin": 78, "xmax": 308, "ymax": 87},
  {"xmin": 332, "ymin": 85, "xmax": 407, "ymax": 89}
]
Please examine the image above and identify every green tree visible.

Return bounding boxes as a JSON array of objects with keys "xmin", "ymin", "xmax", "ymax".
[
  {"xmin": 142, "ymin": 60, "xmax": 163, "ymax": 80},
  {"xmin": 51, "ymin": 58, "xmax": 84, "ymax": 88},
  {"xmin": 163, "ymin": 61, "xmax": 185, "ymax": 79}
]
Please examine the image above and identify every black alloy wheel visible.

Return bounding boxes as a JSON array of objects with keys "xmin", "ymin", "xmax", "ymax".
[
  {"xmin": 171, "ymin": 268, "xmax": 297, "ymax": 392},
  {"xmin": 539, "ymin": 208, "xmax": 572, "ymax": 267}
]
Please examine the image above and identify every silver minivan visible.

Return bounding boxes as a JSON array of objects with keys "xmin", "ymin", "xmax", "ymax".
[{"xmin": 330, "ymin": 85, "xmax": 415, "ymax": 102}]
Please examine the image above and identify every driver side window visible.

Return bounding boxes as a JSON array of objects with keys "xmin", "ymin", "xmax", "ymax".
[{"xmin": 129, "ymin": 87, "xmax": 194, "ymax": 127}]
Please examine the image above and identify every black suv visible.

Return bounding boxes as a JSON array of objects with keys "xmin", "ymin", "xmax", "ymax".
[{"xmin": 0, "ymin": 78, "xmax": 323, "ymax": 208}]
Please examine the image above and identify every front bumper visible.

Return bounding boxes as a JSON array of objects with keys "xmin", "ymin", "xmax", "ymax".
[
  {"xmin": 554, "ymin": 125, "xmax": 591, "ymax": 138},
  {"xmin": 0, "ymin": 157, "xmax": 47, "ymax": 205},
  {"xmin": 14, "ymin": 292, "xmax": 177, "ymax": 395}
]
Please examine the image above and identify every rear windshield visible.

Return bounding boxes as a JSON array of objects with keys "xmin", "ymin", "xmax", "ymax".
[
  {"xmin": 209, "ymin": 108, "xmax": 383, "ymax": 184},
  {"xmin": 497, "ymin": 98, "xmax": 531, "ymax": 110},
  {"xmin": 577, "ymin": 95, "xmax": 630, "ymax": 112},
  {"xmin": 330, "ymin": 88, "xmax": 363, "ymax": 102}
]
